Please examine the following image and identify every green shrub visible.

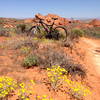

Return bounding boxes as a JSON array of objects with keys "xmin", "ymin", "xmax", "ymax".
[
  {"xmin": 23, "ymin": 55, "xmax": 38, "ymax": 68},
  {"xmin": 20, "ymin": 46, "xmax": 31, "ymax": 55},
  {"xmin": 71, "ymin": 28, "xmax": 84, "ymax": 40},
  {"xmin": 0, "ymin": 27, "xmax": 10, "ymax": 37},
  {"xmin": 16, "ymin": 24, "xmax": 26, "ymax": 34},
  {"xmin": 62, "ymin": 28, "xmax": 84, "ymax": 50},
  {"xmin": 0, "ymin": 37, "xmax": 39, "ymax": 51},
  {"xmin": 83, "ymin": 27, "xmax": 100, "ymax": 38},
  {"xmin": 0, "ymin": 19, "xmax": 5, "ymax": 24},
  {"xmin": 0, "ymin": 26, "xmax": 16, "ymax": 37}
]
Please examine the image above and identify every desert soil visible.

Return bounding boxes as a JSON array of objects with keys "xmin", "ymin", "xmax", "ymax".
[
  {"xmin": 80, "ymin": 38, "xmax": 100, "ymax": 100},
  {"xmin": 0, "ymin": 37, "xmax": 100, "ymax": 100}
]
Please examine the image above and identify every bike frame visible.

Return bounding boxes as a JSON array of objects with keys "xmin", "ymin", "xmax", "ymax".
[
  {"xmin": 28, "ymin": 17, "xmax": 68, "ymax": 39},
  {"xmin": 38, "ymin": 18, "xmax": 56, "ymax": 34}
]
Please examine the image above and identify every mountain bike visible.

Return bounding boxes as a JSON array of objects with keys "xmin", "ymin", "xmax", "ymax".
[{"xmin": 27, "ymin": 15, "xmax": 68, "ymax": 40}]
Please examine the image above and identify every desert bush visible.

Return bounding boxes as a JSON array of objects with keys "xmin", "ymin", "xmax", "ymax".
[
  {"xmin": 16, "ymin": 24, "xmax": 33, "ymax": 35},
  {"xmin": 61, "ymin": 38, "xmax": 74, "ymax": 53},
  {"xmin": 47, "ymin": 65, "xmax": 91, "ymax": 99},
  {"xmin": 62, "ymin": 76, "xmax": 91, "ymax": 100},
  {"xmin": 34, "ymin": 47, "xmax": 86, "ymax": 78},
  {"xmin": 17, "ymin": 82, "xmax": 32, "ymax": 100},
  {"xmin": 0, "ymin": 19, "xmax": 5, "ymax": 24},
  {"xmin": 8, "ymin": 27, "xmax": 17, "ymax": 36},
  {"xmin": 0, "ymin": 76, "xmax": 34, "ymax": 100},
  {"xmin": 83, "ymin": 27, "xmax": 100, "ymax": 38},
  {"xmin": 20, "ymin": 46, "xmax": 31, "ymax": 55},
  {"xmin": 3, "ymin": 37, "xmax": 39, "ymax": 50},
  {"xmin": 0, "ymin": 76, "xmax": 17, "ymax": 99},
  {"xmin": 47, "ymin": 65, "xmax": 67, "ymax": 90},
  {"xmin": 0, "ymin": 27, "xmax": 10, "ymax": 37},
  {"xmin": 16, "ymin": 24, "xmax": 26, "ymax": 34},
  {"xmin": 70, "ymin": 28, "xmax": 84, "ymax": 40},
  {"xmin": 23, "ymin": 55, "xmax": 39, "ymax": 68},
  {"xmin": 12, "ymin": 39, "xmax": 33, "ymax": 50},
  {"xmin": 62, "ymin": 28, "xmax": 84, "ymax": 51},
  {"xmin": 69, "ymin": 81, "xmax": 91, "ymax": 100},
  {"xmin": 35, "ymin": 47, "xmax": 71, "ymax": 68},
  {"xmin": 45, "ymin": 29, "xmax": 60, "ymax": 40},
  {"xmin": 0, "ymin": 26, "xmax": 16, "ymax": 37},
  {"xmin": 65, "ymin": 63, "xmax": 86, "ymax": 78}
]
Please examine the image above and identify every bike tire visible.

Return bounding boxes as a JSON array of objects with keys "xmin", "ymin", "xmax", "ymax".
[
  {"xmin": 54, "ymin": 26, "xmax": 68, "ymax": 40},
  {"xmin": 27, "ymin": 26, "xmax": 41, "ymax": 36},
  {"xmin": 53, "ymin": 26, "xmax": 68, "ymax": 40}
]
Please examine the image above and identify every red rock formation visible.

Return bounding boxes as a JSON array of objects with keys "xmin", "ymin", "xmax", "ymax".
[
  {"xmin": 89, "ymin": 19, "xmax": 100, "ymax": 27},
  {"xmin": 34, "ymin": 13, "xmax": 71, "ymax": 26},
  {"xmin": 46, "ymin": 14, "xmax": 60, "ymax": 19},
  {"xmin": 35, "ymin": 13, "xmax": 45, "ymax": 20},
  {"xmin": 33, "ymin": 14, "xmax": 99, "ymax": 29}
]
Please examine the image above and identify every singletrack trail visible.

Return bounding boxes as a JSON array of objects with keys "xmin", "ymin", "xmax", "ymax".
[
  {"xmin": 79, "ymin": 38, "xmax": 100, "ymax": 100},
  {"xmin": 82, "ymin": 38, "xmax": 100, "ymax": 75}
]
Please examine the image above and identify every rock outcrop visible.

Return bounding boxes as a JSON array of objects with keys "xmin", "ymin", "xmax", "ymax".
[
  {"xmin": 89, "ymin": 19, "xmax": 100, "ymax": 27},
  {"xmin": 34, "ymin": 13, "xmax": 71, "ymax": 26}
]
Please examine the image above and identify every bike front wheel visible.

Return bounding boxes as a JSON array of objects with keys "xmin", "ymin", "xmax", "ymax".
[{"xmin": 53, "ymin": 26, "xmax": 68, "ymax": 40}]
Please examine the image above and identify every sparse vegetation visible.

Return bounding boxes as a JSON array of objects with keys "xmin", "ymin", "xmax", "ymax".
[
  {"xmin": 0, "ymin": 76, "xmax": 17, "ymax": 100},
  {"xmin": 33, "ymin": 47, "xmax": 86, "ymax": 78},
  {"xmin": 20, "ymin": 46, "xmax": 31, "ymax": 55},
  {"xmin": 64, "ymin": 77, "xmax": 91, "ymax": 100},
  {"xmin": 68, "ymin": 81, "xmax": 91, "ymax": 100},
  {"xmin": 34, "ymin": 47, "xmax": 72, "ymax": 68},
  {"xmin": 23, "ymin": 55, "xmax": 39, "ymax": 68},
  {"xmin": 47, "ymin": 65, "xmax": 67, "ymax": 90},
  {"xmin": 83, "ymin": 27, "xmax": 100, "ymax": 38},
  {"xmin": 47, "ymin": 65, "xmax": 91, "ymax": 99},
  {"xmin": 35, "ymin": 95, "xmax": 53, "ymax": 100},
  {"xmin": 16, "ymin": 24, "xmax": 28, "ymax": 35},
  {"xmin": 70, "ymin": 28, "xmax": 84, "ymax": 40},
  {"xmin": 0, "ymin": 15, "xmax": 99, "ymax": 100},
  {"xmin": 0, "ymin": 73, "xmax": 91, "ymax": 100},
  {"xmin": 17, "ymin": 82, "xmax": 32, "ymax": 100},
  {"xmin": 0, "ymin": 27, "xmax": 11, "ymax": 37},
  {"xmin": 0, "ymin": 37, "xmax": 39, "ymax": 50}
]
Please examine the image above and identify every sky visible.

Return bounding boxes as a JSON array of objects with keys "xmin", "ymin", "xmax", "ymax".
[{"xmin": 0, "ymin": 0, "xmax": 100, "ymax": 19}]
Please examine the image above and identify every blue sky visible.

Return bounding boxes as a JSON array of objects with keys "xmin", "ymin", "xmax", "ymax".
[{"xmin": 0, "ymin": 0, "xmax": 100, "ymax": 18}]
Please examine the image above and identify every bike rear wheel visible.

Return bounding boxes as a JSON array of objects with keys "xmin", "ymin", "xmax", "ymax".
[
  {"xmin": 27, "ymin": 26, "xmax": 46, "ymax": 38},
  {"xmin": 27, "ymin": 26, "xmax": 39, "ymax": 36}
]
